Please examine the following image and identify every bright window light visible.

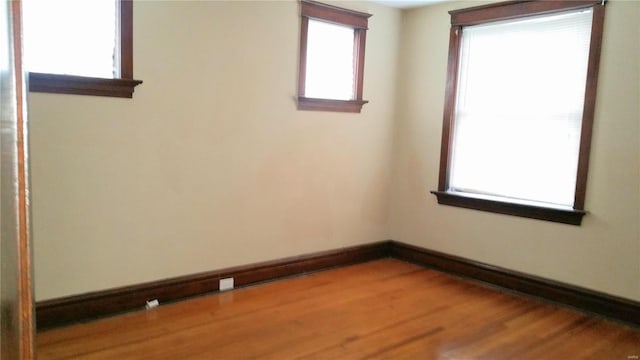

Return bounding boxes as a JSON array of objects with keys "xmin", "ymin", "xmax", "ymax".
[
  {"xmin": 22, "ymin": 0, "xmax": 118, "ymax": 78},
  {"xmin": 304, "ymin": 19, "xmax": 355, "ymax": 100},
  {"xmin": 449, "ymin": 9, "xmax": 594, "ymax": 207}
]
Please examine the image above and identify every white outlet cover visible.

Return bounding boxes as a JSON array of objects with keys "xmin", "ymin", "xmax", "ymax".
[
  {"xmin": 219, "ymin": 277, "xmax": 234, "ymax": 291},
  {"xmin": 145, "ymin": 299, "xmax": 159, "ymax": 310}
]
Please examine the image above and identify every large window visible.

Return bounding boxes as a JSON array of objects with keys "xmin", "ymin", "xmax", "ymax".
[
  {"xmin": 22, "ymin": 0, "xmax": 142, "ymax": 98},
  {"xmin": 432, "ymin": 0, "xmax": 606, "ymax": 225},
  {"xmin": 297, "ymin": 0, "xmax": 370, "ymax": 113}
]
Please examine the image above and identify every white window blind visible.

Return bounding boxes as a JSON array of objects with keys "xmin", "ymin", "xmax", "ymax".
[
  {"xmin": 449, "ymin": 8, "xmax": 594, "ymax": 207},
  {"xmin": 304, "ymin": 19, "xmax": 355, "ymax": 100},
  {"xmin": 22, "ymin": 0, "xmax": 118, "ymax": 78}
]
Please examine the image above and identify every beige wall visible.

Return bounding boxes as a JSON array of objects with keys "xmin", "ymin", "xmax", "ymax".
[
  {"xmin": 29, "ymin": 1, "xmax": 401, "ymax": 301},
  {"xmin": 30, "ymin": 0, "xmax": 640, "ymax": 303},
  {"xmin": 390, "ymin": 0, "xmax": 640, "ymax": 301}
]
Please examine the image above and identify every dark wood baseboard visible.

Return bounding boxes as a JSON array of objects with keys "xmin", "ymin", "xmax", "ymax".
[
  {"xmin": 36, "ymin": 241, "xmax": 390, "ymax": 329},
  {"xmin": 36, "ymin": 240, "xmax": 640, "ymax": 329},
  {"xmin": 389, "ymin": 240, "xmax": 640, "ymax": 327}
]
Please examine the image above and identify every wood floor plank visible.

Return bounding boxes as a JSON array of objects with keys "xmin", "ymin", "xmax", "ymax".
[{"xmin": 37, "ymin": 259, "xmax": 640, "ymax": 359}]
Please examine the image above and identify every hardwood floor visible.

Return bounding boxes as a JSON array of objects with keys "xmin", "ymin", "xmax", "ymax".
[{"xmin": 37, "ymin": 259, "xmax": 640, "ymax": 359}]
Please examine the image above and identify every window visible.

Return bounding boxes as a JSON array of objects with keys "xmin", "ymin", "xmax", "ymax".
[
  {"xmin": 431, "ymin": 0, "xmax": 606, "ymax": 225},
  {"xmin": 22, "ymin": 0, "xmax": 142, "ymax": 98},
  {"xmin": 297, "ymin": 0, "xmax": 370, "ymax": 113}
]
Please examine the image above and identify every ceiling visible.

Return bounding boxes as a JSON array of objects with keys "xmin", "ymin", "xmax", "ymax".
[{"xmin": 369, "ymin": 0, "xmax": 448, "ymax": 9}]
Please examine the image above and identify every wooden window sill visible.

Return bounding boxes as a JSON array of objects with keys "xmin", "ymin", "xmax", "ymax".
[
  {"xmin": 430, "ymin": 191, "xmax": 586, "ymax": 225},
  {"xmin": 297, "ymin": 97, "xmax": 368, "ymax": 113},
  {"xmin": 29, "ymin": 73, "xmax": 143, "ymax": 98}
]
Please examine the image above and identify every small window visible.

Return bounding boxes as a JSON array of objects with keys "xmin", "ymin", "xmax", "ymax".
[
  {"xmin": 305, "ymin": 19, "xmax": 355, "ymax": 100},
  {"xmin": 22, "ymin": 0, "xmax": 142, "ymax": 98},
  {"xmin": 297, "ymin": 0, "xmax": 370, "ymax": 113},
  {"xmin": 432, "ymin": 0, "xmax": 606, "ymax": 225}
]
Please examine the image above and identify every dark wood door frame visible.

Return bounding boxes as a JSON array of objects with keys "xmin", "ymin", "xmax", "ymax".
[{"xmin": 1, "ymin": 0, "xmax": 36, "ymax": 358}]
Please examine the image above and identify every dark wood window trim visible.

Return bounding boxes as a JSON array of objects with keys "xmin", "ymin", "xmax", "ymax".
[
  {"xmin": 297, "ymin": 0, "xmax": 370, "ymax": 113},
  {"xmin": 27, "ymin": 0, "xmax": 142, "ymax": 98},
  {"xmin": 433, "ymin": 0, "xmax": 606, "ymax": 225},
  {"xmin": 430, "ymin": 191, "xmax": 587, "ymax": 225}
]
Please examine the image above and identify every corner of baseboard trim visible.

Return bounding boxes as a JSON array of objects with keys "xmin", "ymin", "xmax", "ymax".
[{"xmin": 36, "ymin": 239, "xmax": 640, "ymax": 329}]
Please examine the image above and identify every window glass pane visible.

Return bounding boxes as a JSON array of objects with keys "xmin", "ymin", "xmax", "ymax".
[
  {"xmin": 449, "ymin": 8, "xmax": 593, "ymax": 207},
  {"xmin": 22, "ymin": 0, "xmax": 118, "ymax": 78},
  {"xmin": 305, "ymin": 19, "xmax": 354, "ymax": 100}
]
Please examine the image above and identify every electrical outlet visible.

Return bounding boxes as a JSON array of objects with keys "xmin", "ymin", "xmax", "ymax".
[
  {"xmin": 145, "ymin": 299, "xmax": 159, "ymax": 310},
  {"xmin": 219, "ymin": 277, "xmax": 234, "ymax": 291}
]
